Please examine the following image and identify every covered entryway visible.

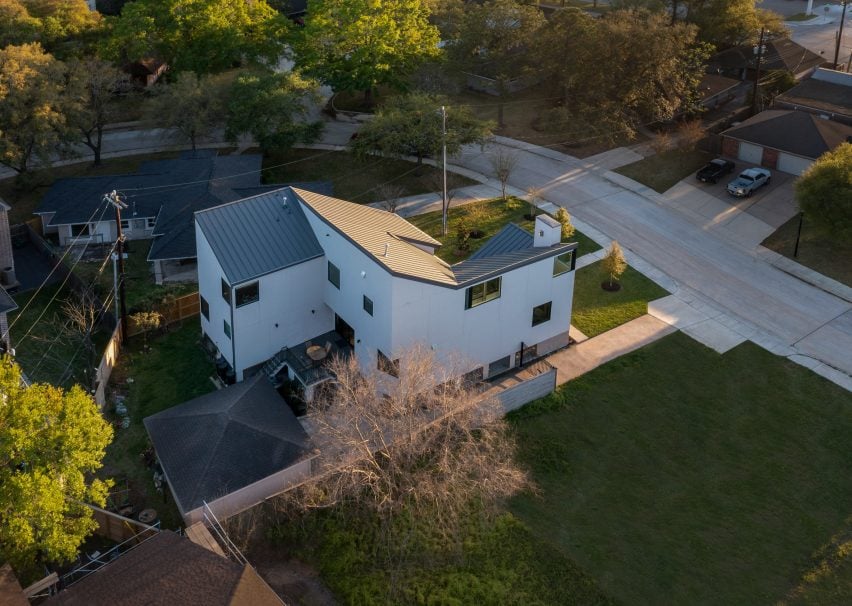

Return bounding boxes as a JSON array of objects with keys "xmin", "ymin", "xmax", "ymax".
[
  {"xmin": 737, "ymin": 142, "xmax": 763, "ymax": 164},
  {"xmin": 777, "ymin": 153, "xmax": 812, "ymax": 176}
]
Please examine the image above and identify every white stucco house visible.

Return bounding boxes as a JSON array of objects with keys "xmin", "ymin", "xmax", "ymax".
[{"xmin": 194, "ymin": 187, "xmax": 577, "ymax": 397}]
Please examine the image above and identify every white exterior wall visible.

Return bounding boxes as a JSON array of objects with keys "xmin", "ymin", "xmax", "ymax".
[
  {"xmin": 231, "ymin": 257, "xmax": 332, "ymax": 378},
  {"xmin": 389, "ymin": 257, "xmax": 574, "ymax": 374},
  {"xmin": 196, "ymin": 224, "xmax": 234, "ymax": 367},
  {"xmin": 56, "ymin": 219, "xmax": 156, "ymax": 246}
]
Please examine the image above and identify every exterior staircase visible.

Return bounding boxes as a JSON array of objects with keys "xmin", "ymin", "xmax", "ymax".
[{"xmin": 262, "ymin": 347, "xmax": 289, "ymax": 382}]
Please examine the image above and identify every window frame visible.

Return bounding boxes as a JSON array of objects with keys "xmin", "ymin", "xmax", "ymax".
[
  {"xmin": 377, "ymin": 349, "xmax": 400, "ymax": 378},
  {"xmin": 327, "ymin": 261, "xmax": 340, "ymax": 289},
  {"xmin": 223, "ymin": 319, "xmax": 231, "ymax": 339},
  {"xmin": 119, "ymin": 219, "xmax": 131, "ymax": 231},
  {"xmin": 146, "ymin": 217, "xmax": 156, "ymax": 229},
  {"xmin": 465, "ymin": 277, "xmax": 502, "ymax": 309},
  {"xmin": 71, "ymin": 223, "xmax": 90, "ymax": 237},
  {"xmin": 531, "ymin": 301, "xmax": 552, "ymax": 327},
  {"xmin": 363, "ymin": 295, "xmax": 373, "ymax": 316},
  {"xmin": 235, "ymin": 281, "xmax": 260, "ymax": 308},
  {"xmin": 200, "ymin": 295, "xmax": 210, "ymax": 320},
  {"xmin": 553, "ymin": 251, "xmax": 575, "ymax": 277},
  {"xmin": 221, "ymin": 278, "xmax": 231, "ymax": 304}
]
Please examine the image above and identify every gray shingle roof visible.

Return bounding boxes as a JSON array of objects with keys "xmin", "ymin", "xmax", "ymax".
[
  {"xmin": 143, "ymin": 374, "xmax": 312, "ymax": 514},
  {"xmin": 195, "ymin": 188, "xmax": 325, "ymax": 285},
  {"xmin": 723, "ymin": 110, "xmax": 852, "ymax": 159},
  {"xmin": 775, "ymin": 78, "xmax": 852, "ymax": 120},
  {"xmin": 0, "ymin": 286, "xmax": 17, "ymax": 315}
]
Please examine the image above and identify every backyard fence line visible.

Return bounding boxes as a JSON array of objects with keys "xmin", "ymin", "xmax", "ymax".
[
  {"xmin": 94, "ymin": 323, "xmax": 122, "ymax": 408},
  {"xmin": 125, "ymin": 291, "xmax": 199, "ymax": 337}
]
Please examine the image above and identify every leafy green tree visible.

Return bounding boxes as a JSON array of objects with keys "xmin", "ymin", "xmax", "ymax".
[
  {"xmin": 105, "ymin": 0, "xmax": 290, "ymax": 74},
  {"xmin": 0, "ymin": 43, "xmax": 71, "ymax": 175},
  {"xmin": 350, "ymin": 93, "xmax": 493, "ymax": 165},
  {"xmin": 64, "ymin": 58, "xmax": 131, "ymax": 166},
  {"xmin": 0, "ymin": 357, "xmax": 113, "ymax": 573},
  {"xmin": 294, "ymin": 0, "xmax": 441, "ymax": 104},
  {"xmin": 448, "ymin": 0, "xmax": 546, "ymax": 126},
  {"xmin": 144, "ymin": 71, "xmax": 228, "ymax": 151},
  {"xmin": 796, "ymin": 143, "xmax": 852, "ymax": 238},
  {"xmin": 687, "ymin": 0, "xmax": 786, "ymax": 48},
  {"xmin": 0, "ymin": 0, "xmax": 41, "ymax": 47},
  {"xmin": 601, "ymin": 241, "xmax": 627, "ymax": 288},
  {"xmin": 22, "ymin": 0, "xmax": 103, "ymax": 47},
  {"xmin": 226, "ymin": 71, "xmax": 324, "ymax": 152}
]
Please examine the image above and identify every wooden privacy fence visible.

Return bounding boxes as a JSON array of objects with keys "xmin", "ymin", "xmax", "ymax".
[{"xmin": 125, "ymin": 291, "xmax": 199, "ymax": 337}]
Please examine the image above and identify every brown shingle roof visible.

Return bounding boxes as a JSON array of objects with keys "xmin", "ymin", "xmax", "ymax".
[
  {"xmin": 722, "ymin": 110, "xmax": 852, "ymax": 158},
  {"xmin": 44, "ymin": 531, "xmax": 282, "ymax": 606}
]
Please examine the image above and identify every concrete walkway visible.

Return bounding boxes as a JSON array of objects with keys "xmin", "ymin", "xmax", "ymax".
[{"xmin": 548, "ymin": 315, "xmax": 677, "ymax": 385}]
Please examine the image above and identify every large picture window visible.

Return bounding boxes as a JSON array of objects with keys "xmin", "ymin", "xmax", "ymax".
[
  {"xmin": 71, "ymin": 224, "xmax": 90, "ymax": 237},
  {"xmin": 221, "ymin": 278, "xmax": 231, "ymax": 304},
  {"xmin": 328, "ymin": 261, "xmax": 340, "ymax": 289},
  {"xmin": 235, "ymin": 281, "xmax": 259, "ymax": 307},
  {"xmin": 532, "ymin": 301, "xmax": 552, "ymax": 326},
  {"xmin": 553, "ymin": 251, "xmax": 575, "ymax": 276},
  {"xmin": 465, "ymin": 277, "xmax": 501, "ymax": 309}
]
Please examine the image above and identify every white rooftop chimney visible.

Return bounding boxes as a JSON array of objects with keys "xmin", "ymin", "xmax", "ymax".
[{"xmin": 533, "ymin": 215, "xmax": 561, "ymax": 248}]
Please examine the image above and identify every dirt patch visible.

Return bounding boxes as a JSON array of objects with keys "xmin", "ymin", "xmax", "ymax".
[{"xmin": 255, "ymin": 558, "xmax": 338, "ymax": 606}]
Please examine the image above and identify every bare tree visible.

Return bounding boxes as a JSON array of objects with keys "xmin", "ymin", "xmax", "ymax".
[
  {"xmin": 526, "ymin": 186, "xmax": 542, "ymax": 219},
  {"xmin": 61, "ymin": 293, "xmax": 101, "ymax": 380},
  {"xmin": 488, "ymin": 147, "xmax": 518, "ymax": 203},
  {"xmin": 676, "ymin": 119, "xmax": 705, "ymax": 151},
  {"xmin": 376, "ymin": 183, "xmax": 406, "ymax": 214},
  {"xmin": 273, "ymin": 345, "xmax": 529, "ymax": 574},
  {"xmin": 129, "ymin": 311, "xmax": 162, "ymax": 351},
  {"xmin": 428, "ymin": 170, "xmax": 468, "ymax": 236}
]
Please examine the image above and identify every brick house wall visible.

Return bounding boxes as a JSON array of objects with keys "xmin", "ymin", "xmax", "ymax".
[
  {"xmin": 761, "ymin": 147, "xmax": 779, "ymax": 169},
  {"xmin": 721, "ymin": 136, "xmax": 740, "ymax": 158}
]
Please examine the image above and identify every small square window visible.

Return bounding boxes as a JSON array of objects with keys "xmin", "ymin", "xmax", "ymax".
[
  {"xmin": 200, "ymin": 295, "xmax": 210, "ymax": 320},
  {"xmin": 363, "ymin": 295, "xmax": 373, "ymax": 316},
  {"xmin": 221, "ymin": 278, "xmax": 231, "ymax": 304},
  {"xmin": 328, "ymin": 261, "xmax": 340, "ymax": 289},
  {"xmin": 146, "ymin": 217, "xmax": 156, "ymax": 229},
  {"xmin": 532, "ymin": 301, "xmax": 552, "ymax": 326},
  {"xmin": 235, "ymin": 281, "xmax": 259, "ymax": 307},
  {"xmin": 377, "ymin": 350, "xmax": 399, "ymax": 378},
  {"xmin": 120, "ymin": 219, "xmax": 131, "ymax": 231},
  {"xmin": 223, "ymin": 320, "xmax": 231, "ymax": 339},
  {"xmin": 553, "ymin": 251, "xmax": 575, "ymax": 276}
]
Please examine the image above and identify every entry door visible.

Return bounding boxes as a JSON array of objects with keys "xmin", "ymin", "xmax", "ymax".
[{"xmin": 335, "ymin": 314, "xmax": 355, "ymax": 347}]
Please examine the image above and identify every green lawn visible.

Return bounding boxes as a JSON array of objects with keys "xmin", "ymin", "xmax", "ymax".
[
  {"xmin": 72, "ymin": 238, "xmax": 196, "ymax": 312},
  {"xmin": 509, "ymin": 332, "xmax": 852, "ymax": 605},
  {"xmin": 101, "ymin": 322, "xmax": 215, "ymax": 529},
  {"xmin": 0, "ymin": 152, "xmax": 182, "ymax": 225},
  {"xmin": 258, "ymin": 148, "xmax": 476, "ymax": 203},
  {"xmin": 571, "ymin": 261, "xmax": 669, "ymax": 337},
  {"xmin": 408, "ymin": 198, "xmax": 601, "ymax": 264},
  {"xmin": 10, "ymin": 283, "xmax": 110, "ymax": 388},
  {"xmin": 761, "ymin": 214, "xmax": 852, "ymax": 288},
  {"xmin": 614, "ymin": 149, "xmax": 713, "ymax": 193},
  {"xmin": 786, "ymin": 12, "xmax": 819, "ymax": 21}
]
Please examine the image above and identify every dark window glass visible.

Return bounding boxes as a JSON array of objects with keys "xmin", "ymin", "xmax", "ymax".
[
  {"xmin": 553, "ymin": 251, "xmax": 575, "ymax": 276},
  {"xmin": 223, "ymin": 320, "xmax": 231, "ymax": 339},
  {"xmin": 71, "ymin": 224, "xmax": 90, "ymax": 237},
  {"xmin": 487, "ymin": 356, "xmax": 511, "ymax": 377},
  {"xmin": 532, "ymin": 301, "xmax": 552, "ymax": 326},
  {"xmin": 221, "ymin": 278, "xmax": 231, "ymax": 304},
  {"xmin": 200, "ymin": 295, "xmax": 210, "ymax": 320},
  {"xmin": 363, "ymin": 295, "xmax": 373, "ymax": 316},
  {"xmin": 328, "ymin": 261, "xmax": 340, "ymax": 289},
  {"xmin": 465, "ymin": 277, "xmax": 501, "ymax": 309},
  {"xmin": 377, "ymin": 350, "xmax": 400, "ymax": 378},
  {"xmin": 235, "ymin": 281, "xmax": 259, "ymax": 307}
]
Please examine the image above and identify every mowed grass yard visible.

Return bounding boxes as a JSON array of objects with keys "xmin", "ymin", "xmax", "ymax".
[
  {"xmin": 510, "ymin": 332, "xmax": 852, "ymax": 605},
  {"xmin": 571, "ymin": 260, "xmax": 669, "ymax": 337},
  {"xmin": 762, "ymin": 215, "xmax": 852, "ymax": 288},
  {"xmin": 614, "ymin": 149, "xmax": 713, "ymax": 193}
]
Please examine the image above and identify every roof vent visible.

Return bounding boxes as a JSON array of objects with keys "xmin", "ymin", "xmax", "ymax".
[{"xmin": 384, "ymin": 243, "xmax": 390, "ymax": 257}]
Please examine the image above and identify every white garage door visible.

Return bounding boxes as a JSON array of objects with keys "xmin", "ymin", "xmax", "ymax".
[
  {"xmin": 777, "ymin": 153, "xmax": 813, "ymax": 176},
  {"xmin": 738, "ymin": 142, "xmax": 764, "ymax": 164}
]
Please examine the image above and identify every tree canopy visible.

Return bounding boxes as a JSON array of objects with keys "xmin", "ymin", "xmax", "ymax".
[
  {"xmin": 293, "ymin": 0, "xmax": 441, "ymax": 101},
  {"xmin": 349, "ymin": 93, "xmax": 493, "ymax": 164},
  {"xmin": 0, "ymin": 358, "xmax": 113, "ymax": 573},
  {"xmin": 796, "ymin": 143, "xmax": 852, "ymax": 238},
  {"xmin": 0, "ymin": 0, "xmax": 103, "ymax": 56},
  {"xmin": 105, "ymin": 0, "xmax": 290, "ymax": 74},
  {"xmin": 226, "ymin": 71, "xmax": 324, "ymax": 152},
  {"xmin": 0, "ymin": 43, "xmax": 71, "ymax": 174}
]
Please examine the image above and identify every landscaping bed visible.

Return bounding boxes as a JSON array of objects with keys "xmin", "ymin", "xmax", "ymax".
[
  {"xmin": 258, "ymin": 148, "xmax": 476, "ymax": 203},
  {"xmin": 100, "ymin": 322, "xmax": 215, "ymax": 530},
  {"xmin": 761, "ymin": 214, "xmax": 852, "ymax": 288},
  {"xmin": 614, "ymin": 149, "xmax": 713, "ymax": 193},
  {"xmin": 571, "ymin": 261, "xmax": 669, "ymax": 337},
  {"xmin": 408, "ymin": 197, "xmax": 601, "ymax": 264}
]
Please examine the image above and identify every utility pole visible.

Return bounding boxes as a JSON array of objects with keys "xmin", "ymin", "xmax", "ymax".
[
  {"xmin": 440, "ymin": 105, "xmax": 448, "ymax": 237},
  {"xmin": 834, "ymin": 1, "xmax": 849, "ymax": 70},
  {"xmin": 104, "ymin": 190, "xmax": 128, "ymax": 343},
  {"xmin": 752, "ymin": 27, "xmax": 766, "ymax": 114}
]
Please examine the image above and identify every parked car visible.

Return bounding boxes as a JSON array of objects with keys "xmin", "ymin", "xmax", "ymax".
[
  {"xmin": 696, "ymin": 158, "xmax": 735, "ymax": 183},
  {"xmin": 726, "ymin": 168, "xmax": 771, "ymax": 197}
]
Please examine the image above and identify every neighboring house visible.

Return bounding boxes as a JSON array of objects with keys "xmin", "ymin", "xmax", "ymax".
[
  {"xmin": 0, "ymin": 199, "xmax": 19, "ymax": 352},
  {"xmin": 44, "ymin": 530, "xmax": 283, "ymax": 605},
  {"xmin": 144, "ymin": 373, "xmax": 315, "ymax": 523},
  {"xmin": 708, "ymin": 37, "xmax": 825, "ymax": 82},
  {"xmin": 33, "ymin": 150, "xmax": 331, "ymax": 284},
  {"xmin": 774, "ymin": 68, "xmax": 852, "ymax": 126},
  {"xmin": 195, "ymin": 187, "xmax": 577, "ymax": 394},
  {"xmin": 720, "ymin": 109, "xmax": 852, "ymax": 175},
  {"xmin": 125, "ymin": 58, "xmax": 168, "ymax": 88},
  {"xmin": 698, "ymin": 73, "xmax": 741, "ymax": 110}
]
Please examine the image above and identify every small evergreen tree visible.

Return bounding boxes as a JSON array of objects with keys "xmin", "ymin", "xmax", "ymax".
[{"xmin": 554, "ymin": 207, "xmax": 576, "ymax": 241}]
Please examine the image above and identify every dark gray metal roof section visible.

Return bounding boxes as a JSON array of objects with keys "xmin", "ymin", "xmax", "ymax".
[
  {"xmin": 469, "ymin": 223, "xmax": 534, "ymax": 260},
  {"xmin": 0, "ymin": 286, "xmax": 17, "ymax": 315},
  {"xmin": 143, "ymin": 374, "xmax": 313, "ymax": 514},
  {"xmin": 195, "ymin": 187, "xmax": 324, "ymax": 285},
  {"xmin": 453, "ymin": 241, "xmax": 577, "ymax": 286}
]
